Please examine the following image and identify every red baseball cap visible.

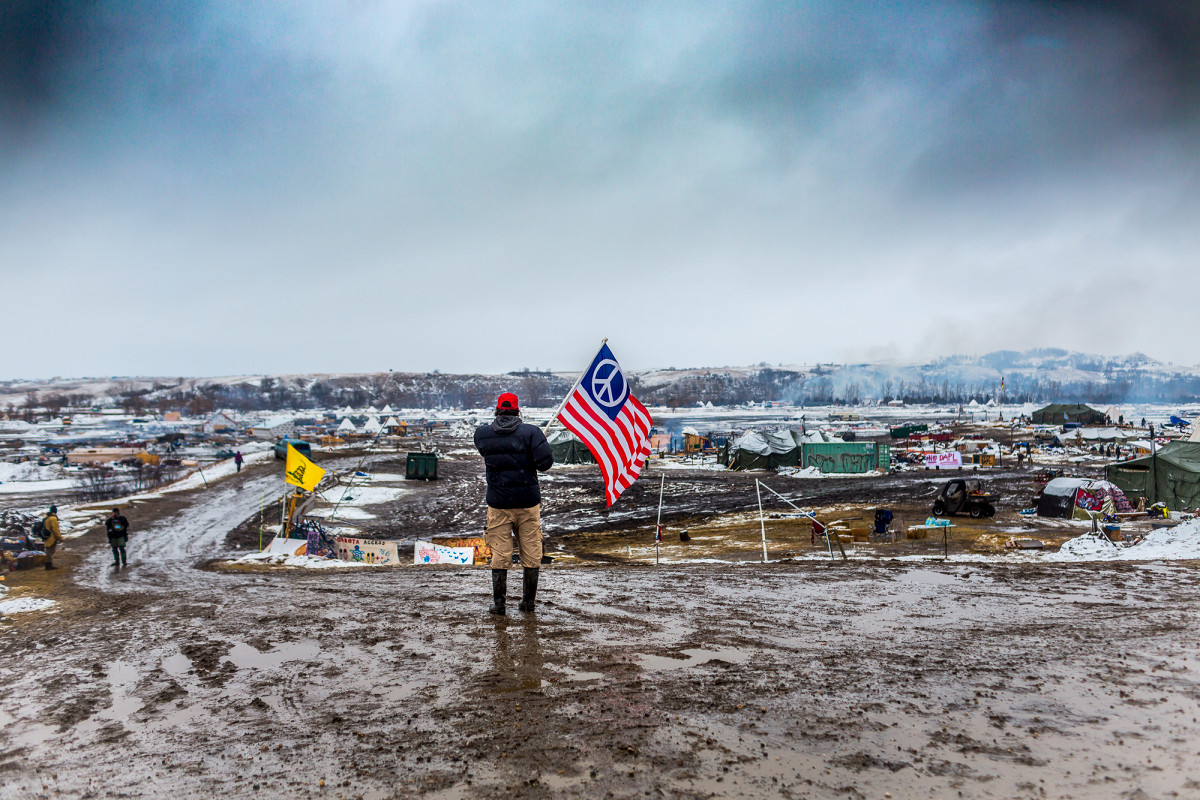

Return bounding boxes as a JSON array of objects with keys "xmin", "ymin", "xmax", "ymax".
[{"xmin": 496, "ymin": 392, "xmax": 519, "ymax": 411}]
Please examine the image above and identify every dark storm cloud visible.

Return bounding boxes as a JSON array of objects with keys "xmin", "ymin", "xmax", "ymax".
[
  {"xmin": 1, "ymin": 2, "xmax": 1197, "ymax": 377},
  {"xmin": 0, "ymin": 0, "xmax": 93, "ymax": 130},
  {"xmin": 698, "ymin": 1, "xmax": 1200, "ymax": 196}
]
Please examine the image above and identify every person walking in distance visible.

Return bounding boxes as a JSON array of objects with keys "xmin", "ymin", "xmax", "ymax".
[
  {"xmin": 106, "ymin": 507, "xmax": 130, "ymax": 569},
  {"xmin": 41, "ymin": 505, "xmax": 62, "ymax": 570},
  {"xmin": 473, "ymin": 393, "xmax": 553, "ymax": 615},
  {"xmin": 234, "ymin": 451, "xmax": 244, "ymax": 472}
]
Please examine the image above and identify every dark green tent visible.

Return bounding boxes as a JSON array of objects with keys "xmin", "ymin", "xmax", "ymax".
[
  {"xmin": 548, "ymin": 430, "xmax": 595, "ymax": 465},
  {"xmin": 1106, "ymin": 441, "xmax": 1200, "ymax": 510},
  {"xmin": 1031, "ymin": 404, "xmax": 1107, "ymax": 425},
  {"xmin": 722, "ymin": 429, "xmax": 847, "ymax": 470},
  {"xmin": 723, "ymin": 430, "xmax": 802, "ymax": 470}
]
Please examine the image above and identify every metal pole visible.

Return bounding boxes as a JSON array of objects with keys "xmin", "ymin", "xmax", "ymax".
[
  {"xmin": 543, "ymin": 338, "xmax": 607, "ymax": 433},
  {"xmin": 756, "ymin": 479, "xmax": 768, "ymax": 563},
  {"xmin": 1150, "ymin": 423, "xmax": 1158, "ymax": 506},
  {"xmin": 655, "ymin": 474, "xmax": 664, "ymax": 566}
]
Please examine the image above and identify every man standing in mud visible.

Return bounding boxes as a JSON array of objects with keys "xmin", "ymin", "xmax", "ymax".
[
  {"xmin": 473, "ymin": 393, "xmax": 554, "ymax": 615},
  {"xmin": 106, "ymin": 507, "xmax": 130, "ymax": 569}
]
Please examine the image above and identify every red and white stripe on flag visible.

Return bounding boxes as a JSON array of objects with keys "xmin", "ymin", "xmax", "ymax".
[{"xmin": 557, "ymin": 343, "xmax": 652, "ymax": 506}]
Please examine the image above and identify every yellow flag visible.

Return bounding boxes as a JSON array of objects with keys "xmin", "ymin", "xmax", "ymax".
[{"xmin": 284, "ymin": 444, "xmax": 325, "ymax": 492}]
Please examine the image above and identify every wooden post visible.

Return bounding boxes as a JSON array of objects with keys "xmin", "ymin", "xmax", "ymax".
[
  {"xmin": 756, "ymin": 479, "xmax": 768, "ymax": 563},
  {"xmin": 655, "ymin": 474, "xmax": 664, "ymax": 566}
]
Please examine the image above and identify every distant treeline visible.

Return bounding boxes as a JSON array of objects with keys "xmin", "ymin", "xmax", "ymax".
[{"xmin": 10, "ymin": 363, "xmax": 1200, "ymax": 418}]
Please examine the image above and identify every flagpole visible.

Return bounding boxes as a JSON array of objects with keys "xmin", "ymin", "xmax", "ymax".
[{"xmin": 543, "ymin": 338, "xmax": 608, "ymax": 433}]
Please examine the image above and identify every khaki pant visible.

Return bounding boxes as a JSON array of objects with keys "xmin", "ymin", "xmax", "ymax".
[{"xmin": 484, "ymin": 505, "xmax": 543, "ymax": 569}]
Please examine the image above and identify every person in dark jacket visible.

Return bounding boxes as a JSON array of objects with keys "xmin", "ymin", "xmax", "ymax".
[
  {"xmin": 474, "ymin": 392, "xmax": 554, "ymax": 615},
  {"xmin": 234, "ymin": 451, "xmax": 244, "ymax": 472},
  {"xmin": 105, "ymin": 507, "xmax": 130, "ymax": 569}
]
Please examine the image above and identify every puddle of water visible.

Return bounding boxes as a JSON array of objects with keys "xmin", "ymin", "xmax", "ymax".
[
  {"xmin": 97, "ymin": 660, "xmax": 143, "ymax": 722},
  {"xmin": 546, "ymin": 663, "xmax": 604, "ymax": 682},
  {"xmin": 5, "ymin": 719, "xmax": 57, "ymax": 750},
  {"xmin": 161, "ymin": 652, "xmax": 191, "ymax": 678},
  {"xmin": 640, "ymin": 648, "xmax": 749, "ymax": 671},
  {"xmin": 540, "ymin": 771, "xmax": 589, "ymax": 791},
  {"xmin": 224, "ymin": 640, "xmax": 321, "ymax": 670},
  {"xmin": 897, "ymin": 569, "xmax": 959, "ymax": 586}
]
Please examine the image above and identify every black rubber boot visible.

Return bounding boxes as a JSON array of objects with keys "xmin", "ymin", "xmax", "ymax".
[
  {"xmin": 518, "ymin": 568, "xmax": 539, "ymax": 612},
  {"xmin": 488, "ymin": 569, "xmax": 507, "ymax": 615}
]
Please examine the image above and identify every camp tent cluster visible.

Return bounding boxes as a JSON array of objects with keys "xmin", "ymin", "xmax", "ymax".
[
  {"xmin": 717, "ymin": 429, "xmax": 890, "ymax": 474},
  {"xmin": 1107, "ymin": 441, "xmax": 1200, "ymax": 511}
]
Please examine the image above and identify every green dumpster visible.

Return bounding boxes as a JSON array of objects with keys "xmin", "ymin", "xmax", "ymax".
[{"xmin": 406, "ymin": 452, "xmax": 438, "ymax": 480}]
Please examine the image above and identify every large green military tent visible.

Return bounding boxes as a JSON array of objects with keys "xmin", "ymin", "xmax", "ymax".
[
  {"xmin": 547, "ymin": 430, "xmax": 595, "ymax": 465},
  {"xmin": 1031, "ymin": 404, "xmax": 1107, "ymax": 425},
  {"xmin": 1106, "ymin": 441, "xmax": 1200, "ymax": 510}
]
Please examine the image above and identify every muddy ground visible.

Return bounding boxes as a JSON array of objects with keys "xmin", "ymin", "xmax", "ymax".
[{"xmin": 2, "ymin": 440, "xmax": 1198, "ymax": 799}]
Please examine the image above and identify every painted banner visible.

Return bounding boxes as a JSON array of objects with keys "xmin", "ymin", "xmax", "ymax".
[
  {"xmin": 925, "ymin": 452, "xmax": 963, "ymax": 469},
  {"xmin": 334, "ymin": 536, "xmax": 401, "ymax": 565},
  {"xmin": 433, "ymin": 536, "xmax": 490, "ymax": 565},
  {"xmin": 414, "ymin": 540, "xmax": 475, "ymax": 566}
]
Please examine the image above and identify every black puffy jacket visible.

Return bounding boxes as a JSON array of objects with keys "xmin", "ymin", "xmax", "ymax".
[{"xmin": 474, "ymin": 415, "xmax": 554, "ymax": 509}]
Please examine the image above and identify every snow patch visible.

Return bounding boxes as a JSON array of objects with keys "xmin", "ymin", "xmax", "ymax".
[
  {"xmin": 1046, "ymin": 519, "xmax": 1200, "ymax": 562},
  {"xmin": 0, "ymin": 597, "xmax": 56, "ymax": 614},
  {"xmin": 231, "ymin": 551, "xmax": 385, "ymax": 569}
]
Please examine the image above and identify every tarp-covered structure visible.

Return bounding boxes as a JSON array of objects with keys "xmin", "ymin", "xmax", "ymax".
[
  {"xmin": 1106, "ymin": 441, "xmax": 1200, "ymax": 510},
  {"xmin": 1055, "ymin": 427, "xmax": 1139, "ymax": 444},
  {"xmin": 548, "ymin": 430, "xmax": 595, "ymax": 464},
  {"xmin": 1037, "ymin": 477, "xmax": 1134, "ymax": 519},
  {"xmin": 721, "ymin": 429, "xmax": 828, "ymax": 470},
  {"xmin": 1031, "ymin": 404, "xmax": 1107, "ymax": 425}
]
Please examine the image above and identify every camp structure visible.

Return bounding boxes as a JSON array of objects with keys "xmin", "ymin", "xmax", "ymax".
[
  {"xmin": 1036, "ymin": 474, "xmax": 1128, "ymax": 520},
  {"xmin": 336, "ymin": 418, "xmax": 358, "ymax": 434},
  {"xmin": 1031, "ymin": 404, "xmax": 1107, "ymax": 426},
  {"xmin": 720, "ymin": 430, "xmax": 808, "ymax": 470},
  {"xmin": 680, "ymin": 426, "xmax": 706, "ymax": 453},
  {"xmin": 1106, "ymin": 441, "xmax": 1200, "ymax": 510},
  {"xmin": 1054, "ymin": 427, "xmax": 1139, "ymax": 444},
  {"xmin": 548, "ymin": 429, "xmax": 595, "ymax": 464},
  {"xmin": 1036, "ymin": 477, "xmax": 1134, "ymax": 519},
  {"xmin": 720, "ymin": 429, "xmax": 888, "ymax": 474}
]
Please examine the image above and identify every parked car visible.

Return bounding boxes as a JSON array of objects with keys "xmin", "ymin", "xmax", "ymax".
[{"xmin": 274, "ymin": 439, "xmax": 312, "ymax": 460}]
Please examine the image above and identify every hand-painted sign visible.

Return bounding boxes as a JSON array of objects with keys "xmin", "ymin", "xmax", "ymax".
[
  {"xmin": 925, "ymin": 452, "xmax": 962, "ymax": 469},
  {"xmin": 432, "ymin": 536, "xmax": 490, "ymax": 565},
  {"xmin": 334, "ymin": 536, "xmax": 400, "ymax": 565},
  {"xmin": 414, "ymin": 540, "xmax": 474, "ymax": 565}
]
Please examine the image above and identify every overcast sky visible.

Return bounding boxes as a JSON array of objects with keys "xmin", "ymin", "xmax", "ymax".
[{"xmin": 2, "ymin": 1, "xmax": 1198, "ymax": 378}]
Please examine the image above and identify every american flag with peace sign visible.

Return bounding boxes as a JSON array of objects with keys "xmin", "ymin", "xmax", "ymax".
[{"xmin": 552, "ymin": 341, "xmax": 652, "ymax": 507}]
